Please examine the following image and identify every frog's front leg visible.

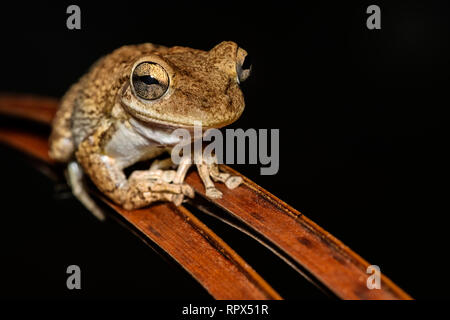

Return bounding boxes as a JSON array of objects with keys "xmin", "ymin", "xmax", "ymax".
[{"xmin": 75, "ymin": 123, "xmax": 194, "ymax": 210}]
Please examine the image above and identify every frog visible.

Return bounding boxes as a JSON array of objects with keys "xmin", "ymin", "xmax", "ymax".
[{"xmin": 48, "ymin": 41, "xmax": 252, "ymax": 219}]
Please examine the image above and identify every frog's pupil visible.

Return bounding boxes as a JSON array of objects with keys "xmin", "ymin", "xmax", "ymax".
[
  {"xmin": 138, "ymin": 75, "xmax": 159, "ymax": 85},
  {"xmin": 242, "ymin": 55, "xmax": 252, "ymax": 70}
]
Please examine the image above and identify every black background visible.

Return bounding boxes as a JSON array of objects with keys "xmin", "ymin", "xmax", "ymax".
[{"xmin": 0, "ymin": 0, "xmax": 448, "ymax": 300}]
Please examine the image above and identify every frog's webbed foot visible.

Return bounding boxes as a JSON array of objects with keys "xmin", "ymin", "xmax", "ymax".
[
  {"xmin": 125, "ymin": 167, "xmax": 194, "ymax": 209},
  {"xmin": 196, "ymin": 158, "xmax": 243, "ymax": 199}
]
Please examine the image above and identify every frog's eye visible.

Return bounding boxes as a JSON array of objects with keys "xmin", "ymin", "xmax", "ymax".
[
  {"xmin": 131, "ymin": 62, "xmax": 169, "ymax": 100},
  {"xmin": 236, "ymin": 50, "xmax": 252, "ymax": 83}
]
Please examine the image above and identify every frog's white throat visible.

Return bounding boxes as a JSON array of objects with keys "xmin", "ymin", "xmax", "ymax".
[
  {"xmin": 104, "ymin": 118, "xmax": 184, "ymax": 170},
  {"xmin": 129, "ymin": 117, "xmax": 183, "ymax": 146}
]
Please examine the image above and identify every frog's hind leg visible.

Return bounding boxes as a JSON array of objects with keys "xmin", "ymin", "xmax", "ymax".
[
  {"xmin": 49, "ymin": 83, "xmax": 80, "ymax": 162},
  {"xmin": 66, "ymin": 161, "xmax": 106, "ymax": 221}
]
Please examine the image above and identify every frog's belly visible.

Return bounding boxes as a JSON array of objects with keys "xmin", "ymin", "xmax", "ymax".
[{"xmin": 104, "ymin": 121, "xmax": 171, "ymax": 169}]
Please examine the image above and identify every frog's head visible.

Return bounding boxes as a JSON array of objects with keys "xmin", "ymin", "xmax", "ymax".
[{"xmin": 121, "ymin": 41, "xmax": 251, "ymax": 129}]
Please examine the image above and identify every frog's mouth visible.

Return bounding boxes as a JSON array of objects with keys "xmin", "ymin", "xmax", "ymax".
[
  {"xmin": 120, "ymin": 91, "xmax": 243, "ymax": 130},
  {"xmin": 121, "ymin": 99, "xmax": 239, "ymax": 130},
  {"xmin": 127, "ymin": 115, "xmax": 223, "ymax": 148}
]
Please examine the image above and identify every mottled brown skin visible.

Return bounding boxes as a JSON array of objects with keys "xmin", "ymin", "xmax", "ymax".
[{"xmin": 49, "ymin": 42, "xmax": 250, "ymax": 211}]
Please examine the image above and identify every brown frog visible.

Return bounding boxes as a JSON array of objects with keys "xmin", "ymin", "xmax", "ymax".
[{"xmin": 49, "ymin": 41, "xmax": 251, "ymax": 219}]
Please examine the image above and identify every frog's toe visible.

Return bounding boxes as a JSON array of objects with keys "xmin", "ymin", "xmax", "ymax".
[
  {"xmin": 172, "ymin": 194, "xmax": 184, "ymax": 206},
  {"xmin": 206, "ymin": 187, "xmax": 223, "ymax": 199},
  {"xmin": 160, "ymin": 170, "xmax": 177, "ymax": 183},
  {"xmin": 182, "ymin": 184, "xmax": 195, "ymax": 198},
  {"xmin": 225, "ymin": 176, "xmax": 243, "ymax": 189}
]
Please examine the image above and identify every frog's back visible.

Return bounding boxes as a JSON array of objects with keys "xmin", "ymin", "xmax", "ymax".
[{"xmin": 49, "ymin": 43, "xmax": 166, "ymax": 162}]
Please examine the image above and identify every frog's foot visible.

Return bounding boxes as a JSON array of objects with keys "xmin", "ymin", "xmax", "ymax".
[
  {"xmin": 205, "ymin": 186, "xmax": 223, "ymax": 199},
  {"xmin": 196, "ymin": 160, "xmax": 243, "ymax": 199},
  {"xmin": 67, "ymin": 161, "xmax": 106, "ymax": 221},
  {"xmin": 125, "ymin": 169, "xmax": 194, "ymax": 209}
]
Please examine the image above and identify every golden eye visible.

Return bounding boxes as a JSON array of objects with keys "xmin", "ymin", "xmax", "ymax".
[{"xmin": 131, "ymin": 62, "xmax": 169, "ymax": 100}]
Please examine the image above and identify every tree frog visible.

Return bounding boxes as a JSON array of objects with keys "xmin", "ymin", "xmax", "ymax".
[{"xmin": 49, "ymin": 41, "xmax": 251, "ymax": 219}]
